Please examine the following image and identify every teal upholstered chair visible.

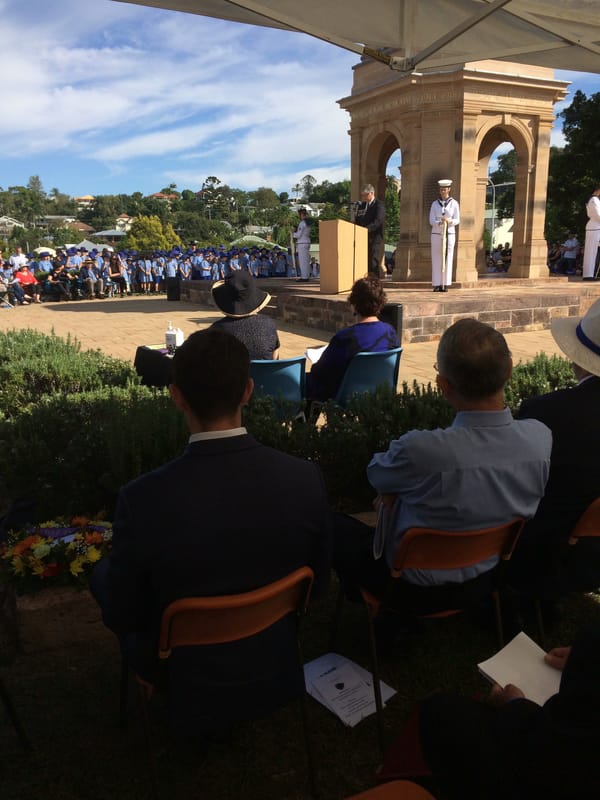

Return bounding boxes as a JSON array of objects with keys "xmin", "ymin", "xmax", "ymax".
[
  {"xmin": 250, "ymin": 356, "xmax": 306, "ymax": 418},
  {"xmin": 335, "ymin": 347, "xmax": 402, "ymax": 406}
]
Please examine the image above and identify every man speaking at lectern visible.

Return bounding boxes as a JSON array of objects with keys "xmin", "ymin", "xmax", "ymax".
[{"xmin": 355, "ymin": 183, "xmax": 385, "ymax": 277}]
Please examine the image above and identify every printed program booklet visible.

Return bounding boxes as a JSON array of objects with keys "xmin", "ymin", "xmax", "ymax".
[
  {"xmin": 477, "ymin": 631, "xmax": 561, "ymax": 706},
  {"xmin": 304, "ymin": 652, "xmax": 396, "ymax": 727}
]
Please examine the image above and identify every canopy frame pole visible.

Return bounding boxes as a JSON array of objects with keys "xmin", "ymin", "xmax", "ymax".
[{"xmin": 389, "ymin": 0, "xmax": 513, "ymax": 71}]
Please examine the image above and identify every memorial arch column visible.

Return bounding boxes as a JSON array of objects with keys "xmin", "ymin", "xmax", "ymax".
[{"xmin": 456, "ymin": 112, "xmax": 480, "ymax": 283}]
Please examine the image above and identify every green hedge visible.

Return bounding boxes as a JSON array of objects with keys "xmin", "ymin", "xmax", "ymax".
[
  {"xmin": 0, "ymin": 385, "xmax": 187, "ymax": 519},
  {"xmin": 0, "ymin": 328, "xmax": 140, "ymax": 417},
  {"xmin": 0, "ymin": 330, "xmax": 579, "ymax": 522}
]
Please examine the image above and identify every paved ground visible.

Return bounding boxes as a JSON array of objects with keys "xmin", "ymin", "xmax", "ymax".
[{"xmin": 0, "ymin": 293, "xmax": 564, "ymax": 386}]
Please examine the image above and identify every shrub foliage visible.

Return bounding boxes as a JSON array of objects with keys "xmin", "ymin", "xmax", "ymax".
[{"xmin": 0, "ymin": 330, "xmax": 577, "ymax": 522}]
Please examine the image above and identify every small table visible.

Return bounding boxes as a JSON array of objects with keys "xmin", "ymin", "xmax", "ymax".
[{"xmin": 134, "ymin": 344, "xmax": 173, "ymax": 388}]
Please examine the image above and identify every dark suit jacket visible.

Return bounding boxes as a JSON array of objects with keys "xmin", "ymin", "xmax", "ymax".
[
  {"xmin": 356, "ymin": 198, "xmax": 385, "ymax": 271},
  {"xmin": 510, "ymin": 376, "xmax": 600, "ymax": 591},
  {"xmin": 95, "ymin": 434, "xmax": 332, "ymax": 725}
]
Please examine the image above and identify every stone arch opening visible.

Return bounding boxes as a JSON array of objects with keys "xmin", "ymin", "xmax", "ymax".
[
  {"xmin": 476, "ymin": 119, "xmax": 532, "ymax": 276},
  {"xmin": 363, "ymin": 129, "xmax": 402, "ymax": 201}
]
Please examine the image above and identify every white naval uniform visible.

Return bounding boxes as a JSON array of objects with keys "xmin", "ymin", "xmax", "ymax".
[
  {"xmin": 429, "ymin": 196, "xmax": 460, "ymax": 287},
  {"xmin": 583, "ymin": 195, "xmax": 600, "ymax": 279},
  {"xmin": 293, "ymin": 219, "xmax": 311, "ymax": 279}
]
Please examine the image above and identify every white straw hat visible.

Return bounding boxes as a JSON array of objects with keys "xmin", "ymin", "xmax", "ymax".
[{"xmin": 551, "ymin": 298, "xmax": 600, "ymax": 377}]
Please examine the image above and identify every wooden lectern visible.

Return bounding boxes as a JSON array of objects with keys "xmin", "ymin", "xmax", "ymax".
[{"xmin": 319, "ymin": 219, "xmax": 368, "ymax": 294}]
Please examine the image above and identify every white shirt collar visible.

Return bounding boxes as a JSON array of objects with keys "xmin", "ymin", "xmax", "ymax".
[{"xmin": 189, "ymin": 427, "xmax": 247, "ymax": 442}]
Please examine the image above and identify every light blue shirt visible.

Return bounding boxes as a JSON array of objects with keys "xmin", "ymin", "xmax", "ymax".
[{"xmin": 367, "ymin": 408, "xmax": 552, "ymax": 585}]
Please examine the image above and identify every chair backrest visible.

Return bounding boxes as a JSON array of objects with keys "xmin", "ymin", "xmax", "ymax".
[
  {"xmin": 250, "ymin": 356, "xmax": 306, "ymax": 405},
  {"xmin": 158, "ymin": 566, "xmax": 314, "ymax": 659},
  {"xmin": 391, "ymin": 518, "xmax": 524, "ymax": 578},
  {"xmin": 335, "ymin": 347, "xmax": 402, "ymax": 406},
  {"xmin": 569, "ymin": 497, "xmax": 600, "ymax": 543},
  {"xmin": 346, "ymin": 779, "xmax": 436, "ymax": 799}
]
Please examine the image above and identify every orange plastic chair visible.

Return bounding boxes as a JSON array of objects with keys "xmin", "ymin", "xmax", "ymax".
[
  {"xmin": 121, "ymin": 567, "xmax": 315, "ymax": 799},
  {"xmin": 345, "ymin": 779, "xmax": 436, "ymax": 799},
  {"xmin": 333, "ymin": 519, "xmax": 524, "ymax": 754},
  {"xmin": 567, "ymin": 497, "xmax": 600, "ymax": 545},
  {"xmin": 535, "ymin": 497, "xmax": 600, "ymax": 643}
]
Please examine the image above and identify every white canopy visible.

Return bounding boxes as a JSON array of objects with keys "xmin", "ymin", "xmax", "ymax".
[{"xmin": 114, "ymin": 0, "xmax": 600, "ymax": 74}]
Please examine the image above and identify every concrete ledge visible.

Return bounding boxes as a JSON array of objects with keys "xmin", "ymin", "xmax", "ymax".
[{"xmin": 181, "ymin": 278, "xmax": 600, "ymax": 344}]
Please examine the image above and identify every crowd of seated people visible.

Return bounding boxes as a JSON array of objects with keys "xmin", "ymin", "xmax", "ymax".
[
  {"xmin": 548, "ymin": 232, "xmax": 582, "ymax": 275},
  {"xmin": 486, "ymin": 242, "xmax": 512, "ymax": 272},
  {"xmin": 0, "ymin": 242, "xmax": 321, "ymax": 306}
]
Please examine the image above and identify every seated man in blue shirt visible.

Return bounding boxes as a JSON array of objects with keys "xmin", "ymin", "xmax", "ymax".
[{"xmin": 333, "ymin": 318, "xmax": 552, "ymax": 615}]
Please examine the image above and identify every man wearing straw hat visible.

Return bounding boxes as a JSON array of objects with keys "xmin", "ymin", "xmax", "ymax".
[
  {"xmin": 429, "ymin": 179, "xmax": 460, "ymax": 292},
  {"xmin": 509, "ymin": 299, "xmax": 600, "ymax": 594}
]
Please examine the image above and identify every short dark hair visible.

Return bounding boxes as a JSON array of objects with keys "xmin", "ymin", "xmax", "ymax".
[
  {"xmin": 171, "ymin": 329, "xmax": 250, "ymax": 421},
  {"xmin": 348, "ymin": 276, "xmax": 387, "ymax": 317},
  {"xmin": 437, "ymin": 318, "xmax": 511, "ymax": 400}
]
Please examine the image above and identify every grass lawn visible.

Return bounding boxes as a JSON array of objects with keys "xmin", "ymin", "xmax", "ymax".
[{"xmin": 1, "ymin": 579, "xmax": 599, "ymax": 800}]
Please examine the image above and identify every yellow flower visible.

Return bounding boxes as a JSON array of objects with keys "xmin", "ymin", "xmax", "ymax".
[
  {"xmin": 69, "ymin": 557, "xmax": 85, "ymax": 576},
  {"xmin": 86, "ymin": 546, "xmax": 102, "ymax": 564},
  {"xmin": 31, "ymin": 560, "xmax": 46, "ymax": 576},
  {"xmin": 11, "ymin": 556, "xmax": 25, "ymax": 575}
]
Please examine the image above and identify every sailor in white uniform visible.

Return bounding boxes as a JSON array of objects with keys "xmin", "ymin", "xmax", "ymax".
[
  {"xmin": 583, "ymin": 185, "xmax": 600, "ymax": 281},
  {"xmin": 429, "ymin": 179, "xmax": 460, "ymax": 292}
]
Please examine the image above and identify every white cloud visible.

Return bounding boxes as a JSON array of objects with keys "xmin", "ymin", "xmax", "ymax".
[{"xmin": 0, "ymin": 0, "xmax": 595, "ymax": 195}]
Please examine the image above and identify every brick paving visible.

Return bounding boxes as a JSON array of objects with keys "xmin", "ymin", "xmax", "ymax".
[{"xmin": 0, "ymin": 292, "xmax": 566, "ymax": 387}]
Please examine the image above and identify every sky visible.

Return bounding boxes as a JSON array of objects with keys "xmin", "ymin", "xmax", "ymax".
[{"xmin": 0, "ymin": 0, "xmax": 597, "ymax": 200}]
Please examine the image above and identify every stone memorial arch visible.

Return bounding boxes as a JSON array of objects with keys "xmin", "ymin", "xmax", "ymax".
[{"xmin": 339, "ymin": 58, "xmax": 569, "ymax": 282}]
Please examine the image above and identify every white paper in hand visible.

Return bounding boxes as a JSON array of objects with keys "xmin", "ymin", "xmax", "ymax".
[{"xmin": 477, "ymin": 631, "xmax": 561, "ymax": 706}]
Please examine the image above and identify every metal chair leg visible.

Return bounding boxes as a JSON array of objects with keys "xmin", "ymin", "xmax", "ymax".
[
  {"xmin": 299, "ymin": 691, "xmax": 319, "ymax": 798},
  {"xmin": 138, "ymin": 683, "xmax": 160, "ymax": 800},
  {"xmin": 365, "ymin": 605, "xmax": 386, "ymax": 756},
  {"xmin": 329, "ymin": 583, "xmax": 345, "ymax": 651},
  {"xmin": 0, "ymin": 675, "xmax": 32, "ymax": 750}
]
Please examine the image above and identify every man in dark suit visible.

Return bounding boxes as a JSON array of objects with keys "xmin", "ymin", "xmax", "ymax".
[
  {"xmin": 91, "ymin": 328, "xmax": 332, "ymax": 729},
  {"xmin": 355, "ymin": 183, "xmax": 386, "ymax": 277},
  {"xmin": 509, "ymin": 298, "xmax": 600, "ymax": 594}
]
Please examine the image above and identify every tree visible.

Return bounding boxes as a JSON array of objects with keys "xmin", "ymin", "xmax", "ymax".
[
  {"xmin": 172, "ymin": 211, "xmax": 214, "ymax": 243},
  {"xmin": 249, "ymin": 187, "xmax": 280, "ymax": 209},
  {"xmin": 309, "ymin": 180, "xmax": 351, "ymax": 209},
  {"xmin": 384, "ymin": 175, "xmax": 400, "ymax": 244},
  {"xmin": 546, "ymin": 90, "xmax": 600, "ymax": 241},
  {"xmin": 489, "ymin": 149, "xmax": 515, "ymax": 220},
  {"xmin": 124, "ymin": 215, "xmax": 182, "ymax": 252},
  {"xmin": 27, "ymin": 175, "xmax": 45, "ymax": 199},
  {"xmin": 300, "ymin": 174, "xmax": 317, "ymax": 201}
]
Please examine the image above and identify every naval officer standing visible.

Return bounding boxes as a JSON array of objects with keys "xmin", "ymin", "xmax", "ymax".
[{"xmin": 430, "ymin": 179, "xmax": 460, "ymax": 292}]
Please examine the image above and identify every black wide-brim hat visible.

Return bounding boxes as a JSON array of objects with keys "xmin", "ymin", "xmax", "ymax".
[{"xmin": 212, "ymin": 271, "xmax": 271, "ymax": 318}]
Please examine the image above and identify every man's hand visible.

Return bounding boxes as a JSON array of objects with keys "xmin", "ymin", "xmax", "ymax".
[
  {"xmin": 490, "ymin": 683, "xmax": 525, "ymax": 705},
  {"xmin": 544, "ymin": 646, "xmax": 571, "ymax": 672}
]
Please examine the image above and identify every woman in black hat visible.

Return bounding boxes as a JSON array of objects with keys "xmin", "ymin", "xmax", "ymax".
[{"xmin": 210, "ymin": 271, "xmax": 280, "ymax": 360}]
